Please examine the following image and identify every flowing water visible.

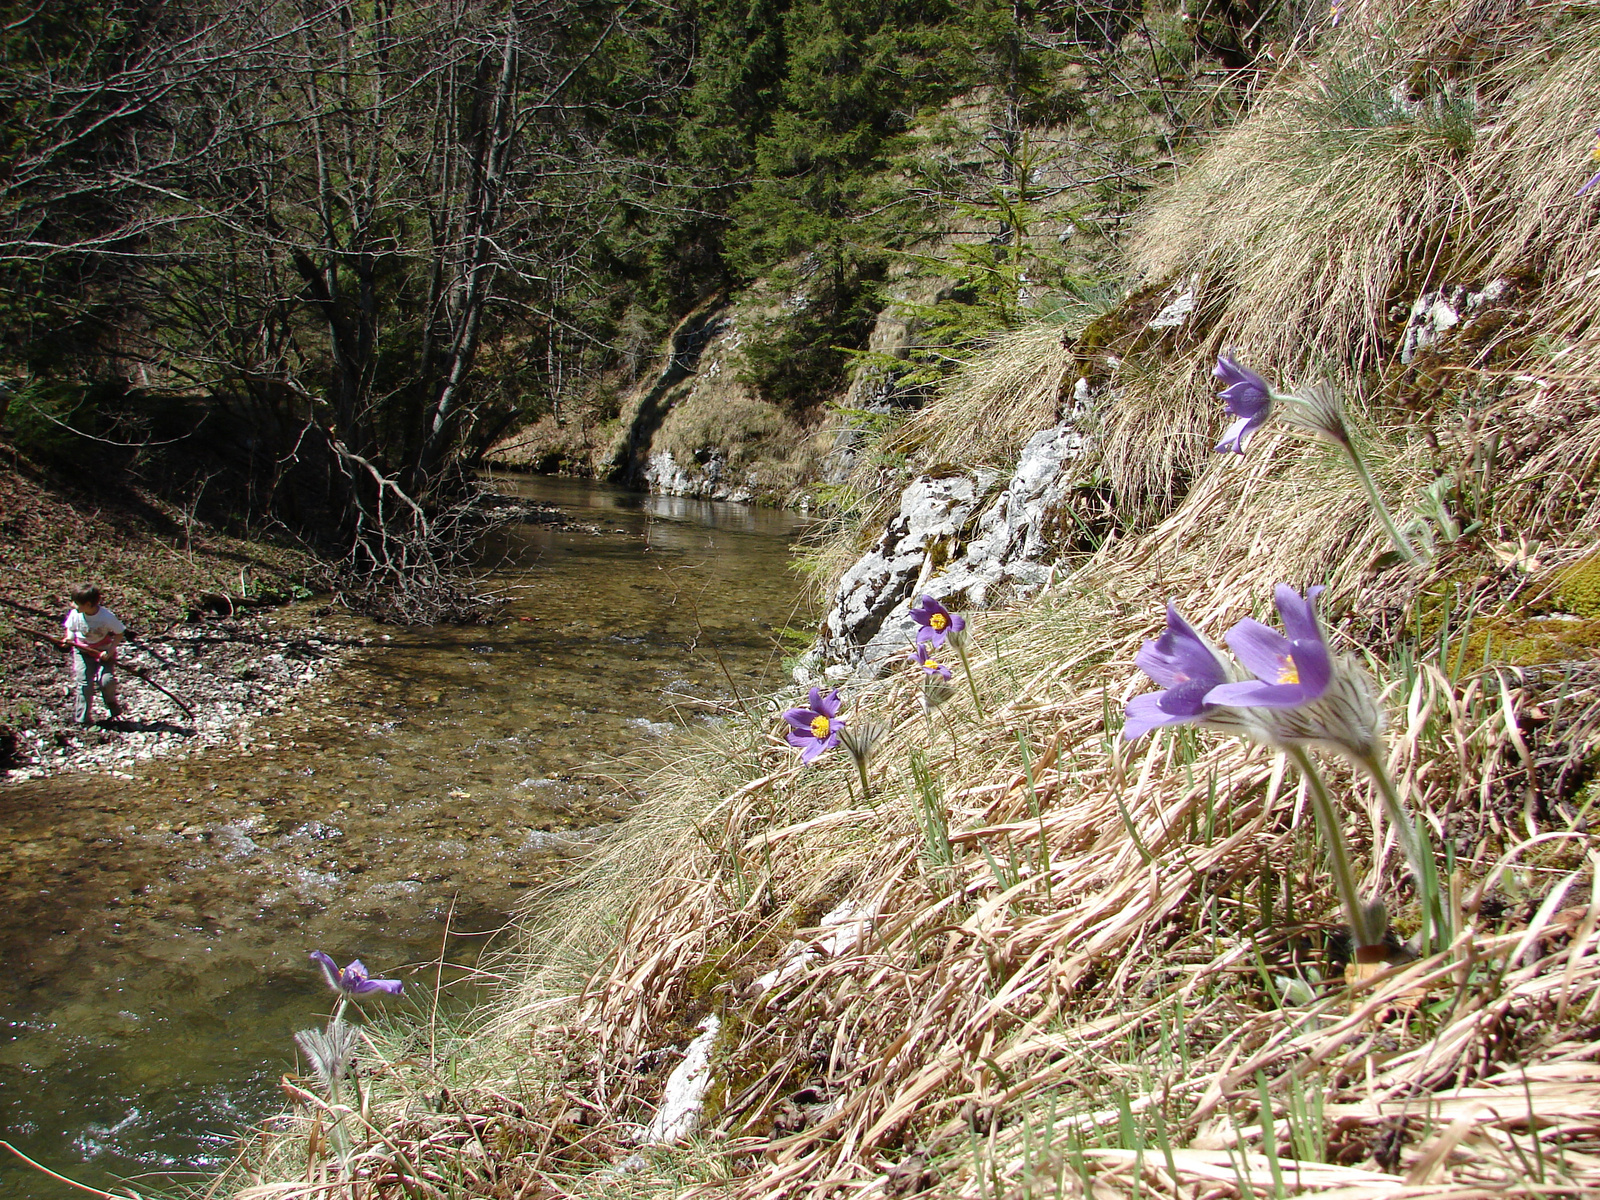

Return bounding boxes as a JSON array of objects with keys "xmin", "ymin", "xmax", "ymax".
[{"xmin": 0, "ymin": 477, "xmax": 810, "ymax": 1199}]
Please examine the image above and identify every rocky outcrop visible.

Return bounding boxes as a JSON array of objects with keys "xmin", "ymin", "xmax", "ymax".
[
  {"xmin": 804, "ymin": 383, "xmax": 1093, "ymax": 681},
  {"xmin": 822, "ymin": 273, "xmax": 956, "ymax": 484},
  {"xmin": 604, "ymin": 290, "xmax": 821, "ymax": 504},
  {"xmin": 611, "ymin": 301, "xmax": 731, "ymax": 487},
  {"xmin": 1399, "ymin": 278, "xmax": 1513, "ymax": 365},
  {"xmin": 820, "ymin": 471, "xmax": 999, "ymax": 667},
  {"xmin": 644, "ymin": 448, "xmax": 755, "ymax": 503}
]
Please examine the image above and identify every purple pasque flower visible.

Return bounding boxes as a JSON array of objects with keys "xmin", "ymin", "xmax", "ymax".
[
  {"xmin": 310, "ymin": 950, "xmax": 403, "ymax": 997},
  {"xmin": 1214, "ymin": 354, "xmax": 1275, "ymax": 454},
  {"xmin": 909, "ymin": 595, "xmax": 966, "ymax": 647},
  {"xmin": 910, "ymin": 641, "xmax": 953, "ymax": 681},
  {"xmin": 783, "ymin": 687, "xmax": 845, "ymax": 763},
  {"xmin": 1123, "ymin": 602, "xmax": 1234, "ymax": 740},
  {"xmin": 1205, "ymin": 586, "xmax": 1333, "ymax": 709}
]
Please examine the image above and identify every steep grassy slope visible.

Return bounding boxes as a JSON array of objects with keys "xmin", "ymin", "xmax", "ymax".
[{"xmin": 218, "ymin": 3, "xmax": 1600, "ymax": 1197}]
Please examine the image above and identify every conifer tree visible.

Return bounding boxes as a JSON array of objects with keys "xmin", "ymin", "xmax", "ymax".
[{"xmin": 726, "ymin": 0, "xmax": 961, "ymax": 408}]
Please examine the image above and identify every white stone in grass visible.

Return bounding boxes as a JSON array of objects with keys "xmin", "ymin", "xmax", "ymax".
[
  {"xmin": 638, "ymin": 1015, "xmax": 720, "ymax": 1144},
  {"xmin": 752, "ymin": 900, "xmax": 875, "ymax": 995},
  {"xmin": 1147, "ymin": 287, "xmax": 1194, "ymax": 330}
]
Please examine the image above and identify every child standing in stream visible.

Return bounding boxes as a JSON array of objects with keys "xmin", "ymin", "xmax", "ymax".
[{"xmin": 57, "ymin": 584, "xmax": 127, "ymax": 725}]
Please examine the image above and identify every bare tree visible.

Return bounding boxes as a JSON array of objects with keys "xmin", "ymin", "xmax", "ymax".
[{"xmin": 0, "ymin": 0, "xmax": 684, "ymax": 617}]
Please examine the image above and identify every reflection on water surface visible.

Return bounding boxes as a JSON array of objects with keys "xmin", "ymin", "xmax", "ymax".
[{"xmin": 0, "ymin": 476, "xmax": 809, "ymax": 1199}]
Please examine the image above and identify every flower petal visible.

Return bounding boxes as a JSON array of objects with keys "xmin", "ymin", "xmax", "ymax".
[
  {"xmin": 1205, "ymin": 678, "xmax": 1309, "ymax": 708},
  {"xmin": 1274, "ymin": 584, "xmax": 1320, "ymax": 643},
  {"xmin": 1214, "ymin": 356, "xmax": 1272, "ymax": 417},
  {"xmin": 1288, "ymin": 637, "xmax": 1334, "ymax": 699},
  {"xmin": 310, "ymin": 950, "xmax": 343, "ymax": 993},
  {"xmin": 783, "ymin": 707, "xmax": 818, "ymax": 731},
  {"xmin": 1123, "ymin": 692, "xmax": 1192, "ymax": 740},
  {"xmin": 1226, "ymin": 618, "xmax": 1293, "ymax": 681},
  {"xmin": 1156, "ymin": 677, "xmax": 1213, "ymax": 718},
  {"xmin": 1136, "ymin": 603, "xmax": 1228, "ymax": 691},
  {"xmin": 815, "ymin": 688, "xmax": 842, "ymax": 718},
  {"xmin": 1215, "ymin": 417, "xmax": 1253, "ymax": 455},
  {"xmin": 352, "ymin": 977, "xmax": 403, "ymax": 995}
]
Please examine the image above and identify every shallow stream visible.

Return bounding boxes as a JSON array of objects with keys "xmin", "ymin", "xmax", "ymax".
[{"xmin": 0, "ymin": 477, "xmax": 809, "ymax": 1199}]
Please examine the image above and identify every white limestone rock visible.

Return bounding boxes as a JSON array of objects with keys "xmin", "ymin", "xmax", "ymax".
[
  {"xmin": 1400, "ymin": 278, "xmax": 1513, "ymax": 365},
  {"xmin": 822, "ymin": 470, "xmax": 998, "ymax": 658},
  {"xmin": 643, "ymin": 448, "xmax": 755, "ymax": 503},
  {"xmin": 638, "ymin": 1016, "xmax": 721, "ymax": 1144},
  {"xmin": 817, "ymin": 380, "xmax": 1094, "ymax": 676}
]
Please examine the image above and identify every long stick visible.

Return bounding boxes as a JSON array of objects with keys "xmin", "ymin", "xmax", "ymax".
[
  {"xmin": 17, "ymin": 628, "xmax": 196, "ymax": 721},
  {"xmin": 0, "ymin": 594, "xmax": 176, "ymax": 665}
]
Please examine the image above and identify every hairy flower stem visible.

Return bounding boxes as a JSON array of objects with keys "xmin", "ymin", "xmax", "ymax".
[
  {"xmin": 853, "ymin": 757, "xmax": 871, "ymax": 808},
  {"xmin": 1343, "ymin": 444, "xmax": 1419, "ymax": 565},
  {"xmin": 325, "ymin": 1078, "xmax": 352, "ymax": 1167},
  {"xmin": 322, "ymin": 999, "xmax": 361, "ymax": 1167},
  {"xmin": 1358, "ymin": 753, "xmax": 1449, "ymax": 949},
  {"xmin": 921, "ymin": 693, "xmax": 939, "ymax": 751},
  {"xmin": 1289, "ymin": 747, "xmax": 1387, "ymax": 952},
  {"xmin": 953, "ymin": 641, "xmax": 985, "ymax": 718},
  {"xmin": 1353, "ymin": 753, "xmax": 1427, "ymax": 888},
  {"xmin": 939, "ymin": 706, "xmax": 965, "ymax": 759}
]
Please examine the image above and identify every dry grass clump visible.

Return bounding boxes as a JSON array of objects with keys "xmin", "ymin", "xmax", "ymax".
[
  {"xmin": 888, "ymin": 326, "xmax": 1071, "ymax": 472},
  {"xmin": 1487, "ymin": 339, "xmax": 1600, "ymax": 541},
  {"xmin": 1076, "ymin": 353, "xmax": 1221, "ymax": 531},
  {"xmin": 1132, "ymin": 0, "xmax": 1600, "ymax": 387}
]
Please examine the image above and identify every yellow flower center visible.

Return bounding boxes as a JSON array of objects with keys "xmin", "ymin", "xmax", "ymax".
[
  {"xmin": 1277, "ymin": 656, "xmax": 1300, "ymax": 685},
  {"xmin": 924, "ymin": 658, "xmax": 941, "ymax": 673},
  {"xmin": 930, "ymin": 612, "xmax": 948, "ymax": 631},
  {"xmin": 810, "ymin": 715, "xmax": 831, "ymax": 739},
  {"xmin": 1591, "ymin": 139, "xmax": 1600, "ymax": 163}
]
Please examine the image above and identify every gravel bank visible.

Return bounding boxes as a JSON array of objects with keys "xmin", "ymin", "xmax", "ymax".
[{"xmin": 3, "ymin": 608, "xmax": 372, "ymax": 782}]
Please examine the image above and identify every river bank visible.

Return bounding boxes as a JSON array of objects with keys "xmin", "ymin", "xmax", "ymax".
[
  {"xmin": 0, "ymin": 455, "xmax": 325, "ymax": 776},
  {"xmin": 0, "ymin": 460, "xmax": 588, "ymax": 782},
  {"xmin": 2, "ymin": 609, "xmax": 372, "ymax": 781}
]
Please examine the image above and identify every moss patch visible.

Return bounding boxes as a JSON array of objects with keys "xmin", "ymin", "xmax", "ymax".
[
  {"xmin": 1462, "ymin": 616, "xmax": 1600, "ymax": 667},
  {"xmin": 1405, "ymin": 564, "xmax": 1600, "ymax": 669},
  {"xmin": 1551, "ymin": 553, "xmax": 1600, "ymax": 618}
]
